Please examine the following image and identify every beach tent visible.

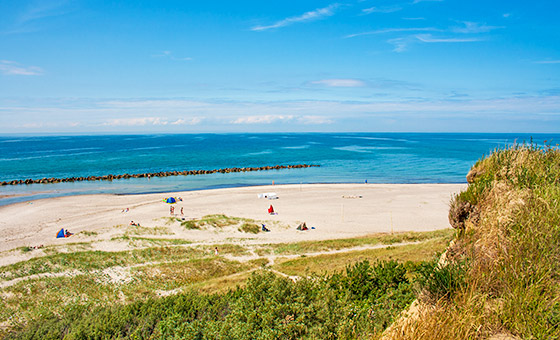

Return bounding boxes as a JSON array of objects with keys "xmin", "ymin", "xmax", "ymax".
[
  {"xmin": 268, "ymin": 205, "xmax": 275, "ymax": 214},
  {"xmin": 56, "ymin": 228, "xmax": 72, "ymax": 238},
  {"xmin": 296, "ymin": 222, "xmax": 308, "ymax": 231},
  {"xmin": 165, "ymin": 197, "xmax": 177, "ymax": 204}
]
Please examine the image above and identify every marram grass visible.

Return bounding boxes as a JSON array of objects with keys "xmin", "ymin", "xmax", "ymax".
[{"xmin": 386, "ymin": 144, "xmax": 560, "ymax": 340}]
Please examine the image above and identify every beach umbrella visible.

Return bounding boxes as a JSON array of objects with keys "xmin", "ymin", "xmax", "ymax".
[{"xmin": 165, "ymin": 197, "xmax": 177, "ymax": 204}]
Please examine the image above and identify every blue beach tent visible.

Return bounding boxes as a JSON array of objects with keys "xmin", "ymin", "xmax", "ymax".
[
  {"xmin": 56, "ymin": 228, "xmax": 65, "ymax": 238},
  {"xmin": 165, "ymin": 197, "xmax": 177, "ymax": 204}
]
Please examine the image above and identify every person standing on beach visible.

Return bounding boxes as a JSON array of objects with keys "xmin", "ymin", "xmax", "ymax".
[{"xmin": 181, "ymin": 207, "xmax": 184, "ymax": 215}]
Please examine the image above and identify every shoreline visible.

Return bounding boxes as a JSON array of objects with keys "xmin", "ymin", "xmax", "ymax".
[{"xmin": 0, "ymin": 182, "xmax": 465, "ymax": 266}]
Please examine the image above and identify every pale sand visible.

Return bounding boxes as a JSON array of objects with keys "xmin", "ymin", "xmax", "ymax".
[{"xmin": 0, "ymin": 183, "xmax": 465, "ymax": 266}]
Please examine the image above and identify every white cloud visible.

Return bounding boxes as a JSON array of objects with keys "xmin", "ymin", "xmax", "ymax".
[
  {"xmin": 415, "ymin": 34, "xmax": 482, "ymax": 43},
  {"xmin": 232, "ymin": 115, "xmax": 294, "ymax": 124},
  {"xmin": 19, "ymin": 0, "xmax": 71, "ymax": 24},
  {"xmin": 251, "ymin": 3, "xmax": 339, "ymax": 31},
  {"xmin": 310, "ymin": 79, "xmax": 366, "ymax": 87},
  {"xmin": 362, "ymin": 6, "xmax": 402, "ymax": 14},
  {"xmin": 534, "ymin": 60, "xmax": 560, "ymax": 64},
  {"xmin": 345, "ymin": 27, "xmax": 437, "ymax": 38},
  {"xmin": 452, "ymin": 21, "xmax": 504, "ymax": 34},
  {"xmin": 171, "ymin": 117, "xmax": 203, "ymax": 125},
  {"xmin": 103, "ymin": 117, "xmax": 169, "ymax": 126},
  {"xmin": 387, "ymin": 37, "xmax": 411, "ymax": 52},
  {"xmin": 0, "ymin": 60, "xmax": 43, "ymax": 76}
]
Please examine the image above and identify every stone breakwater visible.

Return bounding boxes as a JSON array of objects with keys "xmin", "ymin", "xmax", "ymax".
[{"xmin": 0, "ymin": 164, "xmax": 320, "ymax": 186}]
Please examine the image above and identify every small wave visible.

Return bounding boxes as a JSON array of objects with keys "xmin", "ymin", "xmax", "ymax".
[
  {"xmin": 128, "ymin": 146, "xmax": 166, "ymax": 151},
  {"xmin": 0, "ymin": 139, "xmax": 24, "ymax": 143},
  {"xmin": 0, "ymin": 150, "xmax": 103, "ymax": 161},
  {"xmin": 281, "ymin": 145, "xmax": 310, "ymax": 150},
  {"xmin": 334, "ymin": 136, "xmax": 409, "ymax": 142},
  {"xmin": 333, "ymin": 145, "xmax": 406, "ymax": 153},
  {"xmin": 244, "ymin": 150, "xmax": 273, "ymax": 156}
]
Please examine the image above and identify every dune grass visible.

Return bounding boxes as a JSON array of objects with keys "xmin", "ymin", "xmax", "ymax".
[
  {"xmin": 273, "ymin": 237, "xmax": 451, "ymax": 276},
  {"xmin": 386, "ymin": 144, "xmax": 560, "ymax": 340},
  {"xmin": 256, "ymin": 228, "xmax": 454, "ymax": 256}
]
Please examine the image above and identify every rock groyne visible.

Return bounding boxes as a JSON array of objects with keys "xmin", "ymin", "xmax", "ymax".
[{"xmin": 1, "ymin": 164, "xmax": 320, "ymax": 186}]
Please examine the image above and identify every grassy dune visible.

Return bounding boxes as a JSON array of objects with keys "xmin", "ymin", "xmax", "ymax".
[{"xmin": 385, "ymin": 144, "xmax": 560, "ymax": 340}]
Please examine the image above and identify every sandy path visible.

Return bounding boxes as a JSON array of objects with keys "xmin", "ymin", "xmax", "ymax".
[{"xmin": 0, "ymin": 183, "xmax": 465, "ymax": 266}]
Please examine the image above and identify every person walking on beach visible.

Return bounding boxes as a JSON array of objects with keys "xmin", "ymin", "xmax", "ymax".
[{"xmin": 181, "ymin": 207, "xmax": 184, "ymax": 216}]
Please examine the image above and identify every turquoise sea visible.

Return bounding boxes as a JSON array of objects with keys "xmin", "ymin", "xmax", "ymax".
[{"xmin": 0, "ymin": 133, "xmax": 557, "ymax": 206}]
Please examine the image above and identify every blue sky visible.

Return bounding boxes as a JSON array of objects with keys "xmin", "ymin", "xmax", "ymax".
[{"xmin": 0, "ymin": 0, "xmax": 559, "ymax": 133}]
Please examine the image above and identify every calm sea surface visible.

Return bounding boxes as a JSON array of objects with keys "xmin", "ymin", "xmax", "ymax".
[{"xmin": 0, "ymin": 133, "xmax": 556, "ymax": 206}]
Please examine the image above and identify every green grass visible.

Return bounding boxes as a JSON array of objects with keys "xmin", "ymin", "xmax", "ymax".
[
  {"xmin": 110, "ymin": 235, "xmax": 191, "ymax": 247},
  {"xmin": 179, "ymin": 214, "xmax": 266, "ymax": 232},
  {"xmin": 273, "ymin": 237, "xmax": 451, "ymax": 276},
  {"xmin": 256, "ymin": 229, "xmax": 454, "ymax": 256},
  {"xmin": 238, "ymin": 222, "xmax": 261, "ymax": 234}
]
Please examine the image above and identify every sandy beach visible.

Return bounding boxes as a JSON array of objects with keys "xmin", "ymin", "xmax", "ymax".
[{"xmin": 0, "ymin": 183, "xmax": 465, "ymax": 266}]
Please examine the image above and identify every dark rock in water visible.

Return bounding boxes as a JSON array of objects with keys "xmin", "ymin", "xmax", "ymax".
[{"xmin": 3, "ymin": 163, "xmax": 321, "ymax": 186}]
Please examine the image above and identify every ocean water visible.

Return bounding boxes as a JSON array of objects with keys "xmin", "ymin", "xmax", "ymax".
[{"xmin": 0, "ymin": 133, "xmax": 556, "ymax": 206}]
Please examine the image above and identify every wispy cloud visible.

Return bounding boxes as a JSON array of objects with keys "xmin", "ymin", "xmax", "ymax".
[
  {"xmin": 19, "ymin": 0, "xmax": 72, "ymax": 24},
  {"xmin": 232, "ymin": 115, "xmax": 294, "ymax": 124},
  {"xmin": 345, "ymin": 27, "xmax": 437, "ymax": 38},
  {"xmin": 0, "ymin": 60, "xmax": 43, "ymax": 75},
  {"xmin": 103, "ymin": 117, "xmax": 169, "ymax": 126},
  {"xmin": 3, "ymin": 0, "xmax": 74, "ymax": 35},
  {"xmin": 171, "ymin": 117, "xmax": 203, "ymax": 125},
  {"xmin": 387, "ymin": 37, "xmax": 411, "ymax": 52},
  {"xmin": 451, "ymin": 21, "xmax": 504, "ymax": 34},
  {"xmin": 415, "ymin": 34, "xmax": 483, "ymax": 43},
  {"xmin": 251, "ymin": 3, "xmax": 339, "ymax": 31},
  {"xmin": 309, "ymin": 79, "xmax": 367, "ymax": 87},
  {"xmin": 231, "ymin": 114, "xmax": 333, "ymax": 125},
  {"xmin": 2, "ymin": 95, "xmax": 559, "ymax": 133},
  {"xmin": 534, "ymin": 60, "xmax": 560, "ymax": 64},
  {"xmin": 362, "ymin": 6, "xmax": 402, "ymax": 14}
]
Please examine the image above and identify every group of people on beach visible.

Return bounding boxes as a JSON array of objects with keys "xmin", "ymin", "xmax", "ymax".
[{"xmin": 170, "ymin": 206, "xmax": 184, "ymax": 216}]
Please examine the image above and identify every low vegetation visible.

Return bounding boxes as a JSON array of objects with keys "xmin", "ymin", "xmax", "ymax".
[
  {"xmin": 5, "ymin": 260, "xmax": 419, "ymax": 339},
  {"xmin": 387, "ymin": 143, "xmax": 560, "ymax": 339},
  {"xmin": 179, "ymin": 214, "xmax": 264, "ymax": 234},
  {"xmin": 0, "ymin": 229, "xmax": 451, "ymax": 339}
]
